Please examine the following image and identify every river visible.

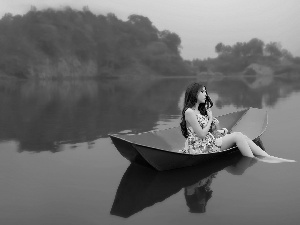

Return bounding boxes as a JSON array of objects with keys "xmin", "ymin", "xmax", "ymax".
[{"xmin": 0, "ymin": 75, "xmax": 299, "ymax": 225}]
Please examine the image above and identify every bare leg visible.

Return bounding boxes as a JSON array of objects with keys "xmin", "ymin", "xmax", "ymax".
[
  {"xmin": 220, "ymin": 132, "xmax": 254, "ymax": 157},
  {"xmin": 243, "ymin": 136, "xmax": 269, "ymax": 156},
  {"xmin": 243, "ymin": 135, "xmax": 296, "ymax": 163},
  {"xmin": 221, "ymin": 132, "xmax": 296, "ymax": 163}
]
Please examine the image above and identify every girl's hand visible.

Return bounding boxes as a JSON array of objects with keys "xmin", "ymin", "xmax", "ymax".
[
  {"xmin": 217, "ymin": 128, "xmax": 228, "ymax": 135},
  {"xmin": 207, "ymin": 109, "xmax": 213, "ymax": 120}
]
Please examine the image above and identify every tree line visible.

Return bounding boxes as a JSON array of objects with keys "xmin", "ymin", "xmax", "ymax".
[
  {"xmin": 191, "ymin": 38, "xmax": 300, "ymax": 75},
  {"xmin": 1, "ymin": 7, "xmax": 299, "ymax": 79},
  {"xmin": 0, "ymin": 7, "xmax": 189, "ymax": 79}
]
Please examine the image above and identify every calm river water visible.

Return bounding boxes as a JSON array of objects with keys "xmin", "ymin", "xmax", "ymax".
[{"xmin": 0, "ymin": 75, "xmax": 300, "ymax": 225}]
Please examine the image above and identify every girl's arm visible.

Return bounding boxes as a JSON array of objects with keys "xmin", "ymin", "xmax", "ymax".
[
  {"xmin": 185, "ymin": 108, "xmax": 212, "ymax": 139},
  {"xmin": 210, "ymin": 118, "xmax": 221, "ymax": 132},
  {"xmin": 210, "ymin": 114, "xmax": 228, "ymax": 135}
]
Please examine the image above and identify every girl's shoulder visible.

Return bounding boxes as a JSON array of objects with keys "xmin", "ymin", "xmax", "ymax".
[
  {"xmin": 185, "ymin": 108, "xmax": 196, "ymax": 115},
  {"xmin": 185, "ymin": 108, "xmax": 194, "ymax": 113},
  {"xmin": 185, "ymin": 108, "xmax": 202, "ymax": 116}
]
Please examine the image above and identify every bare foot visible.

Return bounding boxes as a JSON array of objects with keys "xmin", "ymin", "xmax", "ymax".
[{"xmin": 255, "ymin": 155, "xmax": 296, "ymax": 163}]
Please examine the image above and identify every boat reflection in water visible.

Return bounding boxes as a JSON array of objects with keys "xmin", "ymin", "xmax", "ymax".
[{"xmin": 110, "ymin": 139, "xmax": 262, "ymax": 217}]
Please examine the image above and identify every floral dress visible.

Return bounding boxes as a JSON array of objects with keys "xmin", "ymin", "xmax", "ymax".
[{"xmin": 179, "ymin": 114, "xmax": 227, "ymax": 154}]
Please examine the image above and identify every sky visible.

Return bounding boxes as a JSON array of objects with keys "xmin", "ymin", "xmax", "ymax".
[{"xmin": 1, "ymin": 0, "xmax": 300, "ymax": 60}]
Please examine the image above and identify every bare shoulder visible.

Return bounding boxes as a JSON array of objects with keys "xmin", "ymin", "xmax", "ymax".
[
  {"xmin": 185, "ymin": 108, "xmax": 194, "ymax": 115},
  {"xmin": 185, "ymin": 108, "xmax": 196, "ymax": 118}
]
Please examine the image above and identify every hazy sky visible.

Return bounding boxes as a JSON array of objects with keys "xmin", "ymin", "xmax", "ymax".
[{"xmin": 1, "ymin": 0, "xmax": 300, "ymax": 59}]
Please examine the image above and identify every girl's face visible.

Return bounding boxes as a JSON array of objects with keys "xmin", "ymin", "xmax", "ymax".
[{"xmin": 197, "ymin": 87, "xmax": 207, "ymax": 103}]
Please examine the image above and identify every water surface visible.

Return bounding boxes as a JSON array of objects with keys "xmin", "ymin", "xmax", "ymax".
[{"xmin": 0, "ymin": 75, "xmax": 300, "ymax": 225}]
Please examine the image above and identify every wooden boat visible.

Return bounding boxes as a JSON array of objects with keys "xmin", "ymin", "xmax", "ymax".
[{"xmin": 109, "ymin": 107, "xmax": 268, "ymax": 171}]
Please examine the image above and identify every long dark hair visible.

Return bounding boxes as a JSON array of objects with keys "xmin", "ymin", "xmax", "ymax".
[{"xmin": 180, "ymin": 82, "xmax": 213, "ymax": 138}]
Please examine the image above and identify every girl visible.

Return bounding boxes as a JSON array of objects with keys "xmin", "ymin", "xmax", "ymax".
[{"xmin": 179, "ymin": 82, "xmax": 295, "ymax": 163}]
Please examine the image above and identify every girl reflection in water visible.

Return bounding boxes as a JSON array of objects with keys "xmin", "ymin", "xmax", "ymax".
[
  {"xmin": 179, "ymin": 82, "xmax": 295, "ymax": 163},
  {"xmin": 185, "ymin": 173, "xmax": 215, "ymax": 213},
  {"xmin": 185, "ymin": 156, "xmax": 258, "ymax": 213}
]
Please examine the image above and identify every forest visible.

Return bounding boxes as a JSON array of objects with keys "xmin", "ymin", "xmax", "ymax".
[
  {"xmin": 0, "ymin": 7, "xmax": 299, "ymax": 79},
  {"xmin": 0, "ymin": 7, "xmax": 188, "ymax": 79}
]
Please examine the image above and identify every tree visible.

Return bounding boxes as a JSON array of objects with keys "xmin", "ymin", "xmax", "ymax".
[
  {"xmin": 127, "ymin": 14, "xmax": 158, "ymax": 43},
  {"xmin": 1, "ymin": 13, "xmax": 13, "ymax": 23},
  {"xmin": 215, "ymin": 42, "xmax": 224, "ymax": 54},
  {"xmin": 128, "ymin": 14, "xmax": 156, "ymax": 31},
  {"xmin": 265, "ymin": 42, "xmax": 282, "ymax": 58},
  {"xmin": 231, "ymin": 42, "xmax": 245, "ymax": 57},
  {"xmin": 159, "ymin": 30, "xmax": 181, "ymax": 54},
  {"xmin": 246, "ymin": 38, "xmax": 264, "ymax": 56},
  {"xmin": 215, "ymin": 42, "xmax": 232, "ymax": 56}
]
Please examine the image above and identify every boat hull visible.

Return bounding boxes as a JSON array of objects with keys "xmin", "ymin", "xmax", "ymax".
[{"xmin": 133, "ymin": 144, "xmax": 239, "ymax": 171}]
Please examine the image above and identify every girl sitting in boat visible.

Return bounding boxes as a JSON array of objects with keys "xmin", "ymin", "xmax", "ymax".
[{"xmin": 179, "ymin": 82, "xmax": 295, "ymax": 163}]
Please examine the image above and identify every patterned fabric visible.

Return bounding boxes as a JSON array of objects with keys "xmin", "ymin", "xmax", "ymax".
[{"xmin": 179, "ymin": 114, "xmax": 227, "ymax": 154}]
